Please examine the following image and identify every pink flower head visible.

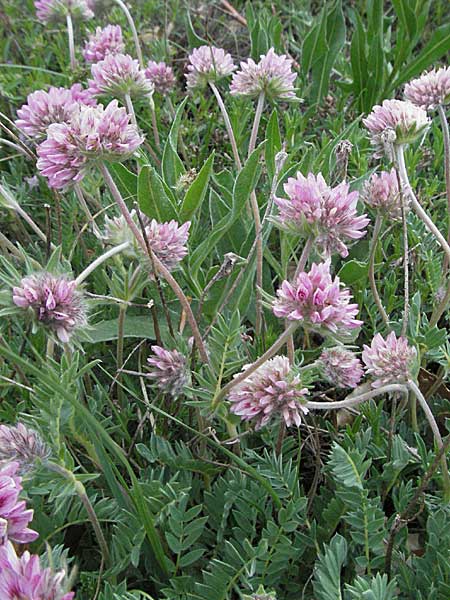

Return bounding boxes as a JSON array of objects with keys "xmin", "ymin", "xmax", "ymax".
[
  {"xmin": 228, "ymin": 356, "xmax": 309, "ymax": 429},
  {"xmin": 12, "ymin": 273, "xmax": 87, "ymax": 343},
  {"xmin": 0, "ymin": 424, "xmax": 50, "ymax": 473},
  {"xmin": 363, "ymin": 99, "xmax": 430, "ymax": 154},
  {"xmin": 15, "ymin": 84, "xmax": 94, "ymax": 140},
  {"xmin": 83, "ymin": 24, "xmax": 124, "ymax": 63},
  {"xmin": 145, "ymin": 61, "xmax": 176, "ymax": 94},
  {"xmin": 362, "ymin": 331, "xmax": 416, "ymax": 388},
  {"xmin": 37, "ymin": 100, "xmax": 143, "ymax": 189},
  {"xmin": 185, "ymin": 46, "xmax": 236, "ymax": 90},
  {"xmin": 0, "ymin": 462, "xmax": 38, "ymax": 545},
  {"xmin": 0, "ymin": 541, "xmax": 74, "ymax": 600},
  {"xmin": 273, "ymin": 260, "xmax": 362, "ymax": 336},
  {"xmin": 362, "ymin": 169, "xmax": 403, "ymax": 219},
  {"xmin": 404, "ymin": 67, "xmax": 450, "ymax": 110},
  {"xmin": 88, "ymin": 53, "xmax": 154, "ymax": 100},
  {"xmin": 230, "ymin": 48, "xmax": 297, "ymax": 101},
  {"xmin": 147, "ymin": 346, "xmax": 188, "ymax": 397},
  {"xmin": 319, "ymin": 347, "xmax": 363, "ymax": 389},
  {"xmin": 144, "ymin": 220, "xmax": 190, "ymax": 271},
  {"xmin": 275, "ymin": 172, "xmax": 369, "ymax": 258},
  {"xmin": 35, "ymin": 0, "xmax": 93, "ymax": 23}
]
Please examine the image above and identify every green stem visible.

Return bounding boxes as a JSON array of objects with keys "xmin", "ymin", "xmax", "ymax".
[
  {"xmin": 66, "ymin": 14, "xmax": 76, "ymax": 71},
  {"xmin": 368, "ymin": 215, "xmax": 389, "ymax": 326},
  {"xmin": 112, "ymin": 0, "xmax": 144, "ymax": 67}
]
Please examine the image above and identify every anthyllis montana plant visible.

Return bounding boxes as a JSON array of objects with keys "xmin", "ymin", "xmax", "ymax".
[{"xmin": 0, "ymin": 0, "xmax": 449, "ymax": 598}]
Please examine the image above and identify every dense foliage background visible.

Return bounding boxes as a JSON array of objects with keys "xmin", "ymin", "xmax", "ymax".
[{"xmin": 0, "ymin": 1, "xmax": 449, "ymax": 599}]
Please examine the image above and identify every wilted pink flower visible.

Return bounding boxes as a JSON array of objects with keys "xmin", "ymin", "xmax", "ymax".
[
  {"xmin": 362, "ymin": 169, "xmax": 403, "ymax": 219},
  {"xmin": 145, "ymin": 220, "xmax": 190, "ymax": 271},
  {"xmin": 12, "ymin": 273, "xmax": 87, "ymax": 343},
  {"xmin": 88, "ymin": 53, "xmax": 153, "ymax": 100},
  {"xmin": 37, "ymin": 100, "xmax": 143, "ymax": 189},
  {"xmin": 228, "ymin": 356, "xmax": 309, "ymax": 429},
  {"xmin": 0, "ymin": 541, "xmax": 74, "ymax": 600},
  {"xmin": 230, "ymin": 48, "xmax": 297, "ymax": 101},
  {"xmin": 186, "ymin": 46, "xmax": 236, "ymax": 89},
  {"xmin": 404, "ymin": 67, "xmax": 450, "ymax": 110},
  {"xmin": 147, "ymin": 346, "xmax": 188, "ymax": 397},
  {"xmin": 273, "ymin": 260, "xmax": 362, "ymax": 336},
  {"xmin": 102, "ymin": 210, "xmax": 139, "ymax": 256},
  {"xmin": 15, "ymin": 84, "xmax": 94, "ymax": 140},
  {"xmin": 319, "ymin": 347, "xmax": 363, "ymax": 388},
  {"xmin": 362, "ymin": 331, "xmax": 416, "ymax": 388},
  {"xmin": 83, "ymin": 24, "xmax": 124, "ymax": 63},
  {"xmin": 35, "ymin": 0, "xmax": 93, "ymax": 23},
  {"xmin": 275, "ymin": 172, "xmax": 369, "ymax": 258},
  {"xmin": 363, "ymin": 99, "xmax": 430, "ymax": 154},
  {"xmin": 145, "ymin": 61, "xmax": 176, "ymax": 94},
  {"xmin": 0, "ymin": 462, "xmax": 38, "ymax": 545},
  {"xmin": 0, "ymin": 424, "xmax": 50, "ymax": 473}
]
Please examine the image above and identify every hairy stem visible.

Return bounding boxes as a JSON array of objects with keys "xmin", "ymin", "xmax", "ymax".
[
  {"xmin": 209, "ymin": 81, "xmax": 242, "ymax": 168},
  {"xmin": 396, "ymin": 144, "xmax": 450, "ymax": 264},
  {"xmin": 438, "ymin": 104, "xmax": 450, "ymax": 268},
  {"xmin": 124, "ymin": 93, "xmax": 137, "ymax": 127},
  {"xmin": 307, "ymin": 383, "xmax": 409, "ymax": 410},
  {"xmin": 408, "ymin": 380, "xmax": 450, "ymax": 500},
  {"xmin": 100, "ymin": 163, "xmax": 209, "ymax": 363},
  {"xmin": 66, "ymin": 14, "xmax": 76, "ymax": 71},
  {"xmin": 149, "ymin": 100, "xmax": 160, "ymax": 149},
  {"xmin": 74, "ymin": 183, "xmax": 102, "ymax": 238},
  {"xmin": 75, "ymin": 242, "xmax": 130, "ymax": 285},
  {"xmin": 248, "ymin": 92, "xmax": 265, "ymax": 157},
  {"xmin": 368, "ymin": 215, "xmax": 389, "ymax": 327},
  {"xmin": 112, "ymin": 0, "xmax": 144, "ymax": 67}
]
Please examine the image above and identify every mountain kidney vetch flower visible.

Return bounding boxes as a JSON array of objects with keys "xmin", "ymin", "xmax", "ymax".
[
  {"xmin": 362, "ymin": 331, "xmax": 417, "ymax": 388},
  {"xmin": 83, "ymin": 24, "xmax": 124, "ymax": 63},
  {"xmin": 147, "ymin": 346, "xmax": 188, "ymax": 398},
  {"xmin": 404, "ymin": 67, "xmax": 450, "ymax": 110},
  {"xmin": 319, "ymin": 347, "xmax": 364, "ymax": 389}
]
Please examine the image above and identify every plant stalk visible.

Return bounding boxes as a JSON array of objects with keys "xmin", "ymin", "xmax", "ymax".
[
  {"xmin": 75, "ymin": 242, "xmax": 130, "ymax": 285},
  {"xmin": 66, "ymin": 14, "xmax": 76, "ymax": 71},
  {"xmin": 112, "ymin": 0, "xmax": 144, "ymax": 67},
  {"xmin": 368, "ymin": 215, "xmax": 389, "ymax": 326}
]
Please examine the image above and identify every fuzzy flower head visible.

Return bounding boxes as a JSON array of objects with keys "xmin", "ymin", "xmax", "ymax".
[
  {"xmin": 0, "ymin": 424, "xmax": 50, "ymax": 473},
  {"xmin": 35, "ymin": 0, "xmax": 93, "ymax": 23},
  {"xmin": 230, "ymin": 48, "xmax": 297, "ymax": 101},
  {"xmin": 362, "ymin": 169, "xmax": 403, "ymax": 219},
  {"xmin": 0, "ymin": 462, "xmax": 38, "ymax": 545},
  {"xmin": 363, "ymin": 99, "xmax": 430, "ymax": 154},
  {"xmin": 145, "ymin": 61, "xmax": 176, "ymax": 94},
  {"xmin": 273, "ymin": 260, "xmax": 362, "ymax": 337},
  {"xmin": 362, "ymin": 331, "xmax": 416, "ymax": 388},
  {"xmin": 102, "ymin": 210, "xmax": 139, "ymax": 257},
  {"xmin": 404, "ymin": 67, "xmax": 450, "ymax": 110},
  {"xmin": 185, "ymin": 46, "xmax": 236, "ymax": 90},
  {"xmin": 37, "ymin": 100, "xmax": 143, "ymax": 189},
  {"xmin": 145, "ymin": 220, "xmax": 190, "ymax": 271},
  {"xmin": 228, "ymin": 356, "xmax": 309, "ymax": 429},
  {"xmin": 147, "ymin": 346, "xmax": 188, "ymax": 398},
  {"xmin": 12, "ymin": 273, "xmax": 87, "ymax": 343},
  {"xmin": 88, "ymin": 53, "xmax": 154, "ymax": 101},
  {"xmin": 275, "ymin": 172, "xmax": 369, "ymax": 258},
  {"xmin": 83, "ymin": 24, "xmax": 124, "ymax": 63},
  {"xmin": 15, "ymin": 84, "xmax": 95, "ymax": 140},
  {"xmin": 0, "ymin": 541, "xmax": 74, "ymax": 600},
  {"xmin": 319, "ymin": 347, "xmax": 363, "ymax": 389}
]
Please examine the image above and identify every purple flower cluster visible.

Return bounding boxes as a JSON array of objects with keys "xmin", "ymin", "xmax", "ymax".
[
  {"xmin": 145, "ymin": 220, "xmax": 191, "ymax": 271},
  {"xmin": 228, "ymin": 356, "xmax": 309, "ymax": 429},
  {"xmin": 145, "ymin": 61, "xmax": 176, "ymax": 94},
  {"xmin": 35, "ymin": 0, "xmax": 93, "ymax": 23},
  {"xmin": 0, "ymin": 541, "xmax": 74, "ymax": 600},
  {"xmin": 88, "ymin": 53, "xmax": 153, "ymax": 100},
  {"xmin": 362, "ymin": 169, "xmax": 403, "ymax": 219},
  {"xmin": 273, "ymin": 260, "xmax": 362, "ymax": 336},
  {"xmin": 0, "ymin": 462, "xmax": 38, "ymax": 545},
  {"xmin": 319, "ymin": 347, "xmax": 363, "ymax": 389},
  {"xmin": 231, "ymin": 48, "xmax": 297, "ymax": 101},
  {"xmin": 186, "ymin": 46, "xmax": 236, "ymax": 89},
  {"xmin": 37, "ymin": 100, "xmax": 143, "ymax": 189},
  {"xmin": 275, "ymin": 172, "xmax": 369, "ymax": 257},
  {"xmin": 0, "ymin": 424, "xmax": 49, "ymax": 473},
  {"xmin": 12, "ymin": 273, "xmax": 87, "ymax": 343},
  {"xmin": 15, "ymin": 85, "xmax": 94, "ymax": 140},
  {"xmin": 83, "ymin": 24, "xmax": 124, "ymax": 63},
  {"xmin": 362, "ymin": 331, "xmax": 416, "ymax": 388},
  {"xmin": 404, "ymin": 67, "xmax": 450, "ymax": 110},
  {"xmin": 147, "ymin": 346, "xmax": 188, "ymax": 397}
]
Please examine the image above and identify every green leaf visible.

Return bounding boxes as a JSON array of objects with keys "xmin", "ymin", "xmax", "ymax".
[
  {"xmin": 180, "ymin": 151, "xmax": 214, "ymax": 222},
  {"xmin": 179, "ymin": 548, "xmax": 205, "ymax": 567},
  {"xmin": 392, "ymin": 0, "xmax": 418, "ymax": 40},
  {"xmin": 265, "ymin": 109, "xmax": 282, "ymax": 183},
  {"xmin": 87, "ymin": 315, "xmax": 161, "ymax": 343},
  {"xmin": 138, "ymin": 165, "xmax": 178, "ymax": 222},
  {"xmin": 338, "ymin": 259, "xmax": 368, "ymax": 286},
  {"xmin": 313, "ymin": 534, "xmax": 347, "ymax": 600},
  {"xmin": 162, "ymin": 98, "xmax": 187, "ymax": 188},
  {"xmin": 184, "ymin": 12, "xmax": 208, "ymax": 47},
  {"xmin": 350, "ymin": 13, "xmax": 368, "ymax": 111},
  {"xmin": 108, "ymin": 163, "xmax": 137, "ymax": 202}
]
